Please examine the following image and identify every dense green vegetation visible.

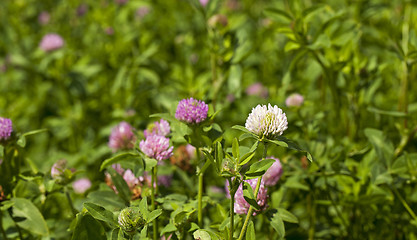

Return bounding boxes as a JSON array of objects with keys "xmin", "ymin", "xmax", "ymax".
[{"xmin": 1, "ymin": 0, "xmax": 417, "ymax": 239}]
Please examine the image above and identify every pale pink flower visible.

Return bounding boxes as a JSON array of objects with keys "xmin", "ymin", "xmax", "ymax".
[
  {"xmin": 226, "ymin": 178, "xmax": 268, "ymax": 215},
  {"xmin": 136, "ymin": 6, "xmax": 150, "ymax": 18},
  {"xmin": 285, "ymin": 93, "xmax": 304, "ymax": 107},
  {"xmin": 144, "ymin": 119, "xmax": 170, "ymax": 138},
  {"xmin": 39, "ymin": 33, "xmax": 64, "ymax": 52},
  {"xmin": 123, "ymin": 169, "xmax": 139, "ymax": 188},
  {"xmin": 38, "ymin": 11, "xmax": 50, "ymax": 25},
  {"xmin": 200, "ymin": 0, "xmax": 209, "ymax": 7},
  {"xmin": 263, "ymin": 157, "xmax": 283, "ymax": 186},
  {"xmin": 246, "ymin": 82, "xmax": 268, "ymax": 99},
  {"xmin": 108, "ymin": 122, "xmax": 136, "ymax": 151},
  {"xmin": 140, "ymin": 135, "xmax": 173, "ymax": 161},
  {"xmin": 73, "ymin": 178, "xmax": 92, "ymax": 194}
]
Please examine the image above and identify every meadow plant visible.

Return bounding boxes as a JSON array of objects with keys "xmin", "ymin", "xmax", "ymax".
[
  {"xmin": 38, "ymin": 11, "xmax": 50, "ymax": 25},
  {"xmin": 108, "ymin": 121, "xmax": 136, "ymax": 151},
  {"xmin": 3, "ymin": 1, "xmax": 416, "ymax": 240},
  {"xmin": 245, "ymin": 82, "xmax": 269, "ymax": 99},
  {"xmin": 144, "ymin": 119, "xmax": 170, "ymax": 138},
  {"xmin": 200, "ymin": 0, "xmax": 209, "ymax": 7},
  {"xmin": 50, "ymin": 159, "xmax": 68, "ymax": 181},
  {"xmin": 39, "ymin": 33, "xmax": 64, "ymax": 52},
  {"xmin": 263, "ymin": 157, "xmax": 283, "ymax": 186},
  {"xmin": 285, "ymin": 93, "xmax": 304, "ymax": 107},
  {"xmin": 136, "ymin": 6, "xmax": 150, "ymax": 18},
  {"xmin": 230, "ymin": 178, "xmax": 268, "ymax": 215},
  {"xmin": 0, "ymin": 117, "xmax": 12, "ymax": 142},
  {"xmin": 139, "ymin": 135, "xmax": 173, "ymax": 161},
  {"xmin": 175, "ymin": 98, "xmax": 208, "ymax": 124},
  {"xmin": 72, "ymin": 178, "xmax": 92, "ymax": 194},
  {"xmin": 245, "ymin": 104, "xmax": 288, "ymax": 139}
]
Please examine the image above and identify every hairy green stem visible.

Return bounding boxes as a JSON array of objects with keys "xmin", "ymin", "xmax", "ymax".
[
  {"xmin": 400, "ymin": 3, "xmax": 411, "ymax": 128},
  {"xmin": 237, "ymin": 142, "xmax": 268, "ymax": 240},
  {"xmin": 394, "ymin": 125, "xmax": 417, "ymax": 158},
  {"xmin": 65, "ymin": 188, "xmax": 77, "ymax": 217},
  {"xmin": 308, "ymin": 193, "xmax": 316, "ymax": 240},
  {"xmin": 228, "ymin": 178, "xmax": 235, "ymax": 240},
  {"xmin": 392, "ymin": 186, "xmax": 417, "ymax": 221},
  {"xmin": 197, "ymin": 146, "xmax": 203, "ymax": 227},
  {"xmin": 151, "ymin": 166, "xmax": 158, "ymax": 240},
  {"xmin": 323, "ymin": 174, "xmax": 348, "ymax": 235}
]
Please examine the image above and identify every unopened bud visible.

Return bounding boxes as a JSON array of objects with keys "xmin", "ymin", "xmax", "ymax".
[
  {"xmin": 208, "ymin": 14, "xmax": 228, "ymax": 28},
  {"xmin": 118, "ymin": 207, "xmax": 145, "ymax": 234}
]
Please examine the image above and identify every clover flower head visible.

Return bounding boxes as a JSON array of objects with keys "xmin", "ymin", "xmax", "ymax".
[
  {"xmin": 136, "ymin": 6, "xmax": 150, "ymax": 18},
  {"xmin": 245, "ymin": 104, "xmax": 288, "ymax": 139},
  {"xmin": 76, "ymin": 4, "xmax": 88, "ymax": 16},
  {"xmin": 200, "ymin": 0, "xmax": 209, "ymax": 7},
  {"xmin": 285, "ymin": 93, "xmax": 304, "ymax": 107},
  {"xmin": 123, "ymin": 169, "xmax": 140, "ymax": 188},
  {"xmin": 175, "ymin": 98, "xmax": 208, "ymax": 124},
  {"xmin": 230, "ymin": 178, "xmax": 268, "ymax": 215},
  {"xmin": 38, "ymin": 11, "xmax": 50, "ymax": 25},
  {"xmin": 0, "ymin": 117, "xmax": 13, "ymax": 141},
  {"xmin": 51, "ymin": 159, "xmax": 68, "ymax": 180},
  {"xmin": 185, "ymin": 144, "xmax": 196, "ymax": 159},
  {"xmin": 39, "ymin": 33, "xmax": 64, "ymax": 52},
  {"xmin": 169, "ymin": 144, "xmax": 195, "ymax": 172},
  {"xmin": 246, "ymin": 82, "xmax": 268, "ymax": 99},
  {"xmin": 140, "ymin": 135, "xmax": 173, "ymax": 161},
  {"xmin": 105, "ymin": 27, "xmax": 114, "ymax": 35},
  {"xmin": 144, "ymin": 119, "xmax": 170, "ymax": 137},
  {"xmin": 115, "ymin": 0, "xmax": 128, "ymax": 5},
  {"xmin": 118, "ymin": 207, "xmax": 145, "ymax": 234},
  {"xmin": 158, "ymin": 174, "xmax": 173, "ymax": 187},
  {"xmin": 72, "ymin": 178, "xmax": 92, "ymax": 194},
  {"xmin": 108, "ymin": 122, "xmax": 136, "ymax": 151},
  {"xmin": 263, "ymin": 157, "xmax": 283, "ymax": 186},
  {"xmin": 208, "ymin": 14, "xmax": 228, "ymax": 28}
]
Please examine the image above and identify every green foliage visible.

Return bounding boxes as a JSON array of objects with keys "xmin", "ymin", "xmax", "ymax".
[{"xmin": 1, "ymin": 0, "xmax": 417, "ymax": 239}]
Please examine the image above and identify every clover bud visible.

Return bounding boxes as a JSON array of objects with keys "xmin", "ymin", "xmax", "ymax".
[{"xmin": 118, "ymin": 207, "xmax": 145, "ymax": 234}]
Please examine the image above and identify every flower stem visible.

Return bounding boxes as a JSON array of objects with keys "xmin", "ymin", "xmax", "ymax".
[
  {"xmin": 196, "ymin": 146, "xmax": 204, "ymax": 227},
  {"xmin": 400, "ymin": 3, "xmax": 411, "ymax": 128},
  {"xmin": 392, "ymin": 185, "xmax": 417, "ymax": 221},
  {"xmin": 228, "ymin": 178, "xmax": 235, "ymax": 240},
  {"xmin": 151, "ymin": 166, "xmax": 158, "ymax": 240},
  {"xmin": 237, "ymin": 142, "xmax": 268, "ymax": 240},
  {"xmin": 307, "ymin": 193, "xmax": 316, "ymax": 240},
  {"xmin": 323, "ymin": 174, "xmax": 348, "ymax": 235},
  {"xmin": 65, "ymin": 187, "xmax": 77, "ymax": 217}
]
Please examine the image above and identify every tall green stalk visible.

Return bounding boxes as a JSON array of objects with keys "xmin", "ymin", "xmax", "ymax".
[
  {"xmin": 392, "ymin": 186, "xmax": 417, "ymax": 221},
  {"xmin": 400, "ymin": 3, "xmax": 411, "ymax": 128},
  {"xmin": 65, "ymin": 187, "xmax": 77, "ymax": 218},
  {"xmin": 237, "ymin": 142, "xmax": 268, "ymax": 240},
  {"xmin": 197, "ymin": 146, "xmax": 203, "ymax": 227},
  {"xmin": 228, "ymin": 178, "xmax": 235, "ymax": 240},
  {"xmin": 151, "ymin": 166, "xmax": 158, "ymax": 240},
  {"xmin": 323, "ymin": 174, "xmax": 348, "ymax": 235},
  {"xmin": 307, "ymin": 193, "xmax": 316, "ymax": 240}
]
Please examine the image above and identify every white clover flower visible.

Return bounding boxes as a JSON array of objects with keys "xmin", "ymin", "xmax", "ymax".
[{"xmin": 245, "ymin": 104, "xmax": 288, "ymax": 139}]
